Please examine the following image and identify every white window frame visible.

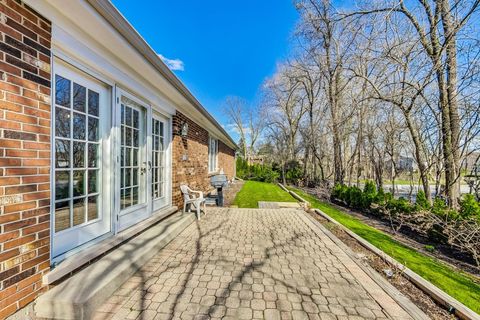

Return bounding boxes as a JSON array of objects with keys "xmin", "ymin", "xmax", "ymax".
[{"xmin": 208, "ymin": 136, "xmax": 218, "ymax": 173}]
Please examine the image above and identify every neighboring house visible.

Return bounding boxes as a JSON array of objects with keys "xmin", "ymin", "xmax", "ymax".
[
  {"xmin": 385, "ymin": 156, "xmax": 418, "ymax": 173},
  {"xmin": 464, "ymin": 152, "xmax": 480, "ymax": 173},
  {"xmin": 0, "ymin": 1, "xmax": 236, "ymax": 318}
]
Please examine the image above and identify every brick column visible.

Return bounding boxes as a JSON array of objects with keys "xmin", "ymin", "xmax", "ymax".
[{"xmin": 0, "ymin": 1, "xmax": 52, "ymax": 318}]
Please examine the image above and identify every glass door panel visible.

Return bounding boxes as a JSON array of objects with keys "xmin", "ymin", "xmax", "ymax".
[
  {"xmin": 52, "ymin": 60, "xmax": 111, "ymax": 260},
  {"xmin": 151, "ymin": 113, "xmax": 169, "ymax": 211},
  {"xmin": 116, "ymin": 92, "xmax": 150, "ymax": 231}
]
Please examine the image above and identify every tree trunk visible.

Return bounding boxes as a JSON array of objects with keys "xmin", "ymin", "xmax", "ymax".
[
  {"xmin": 404, "ymin": 112, "xmax": 431, "ymax": 202},
  {"xmin": 440, "ymin": 0, "xmax": 461, "ymax": 207}
]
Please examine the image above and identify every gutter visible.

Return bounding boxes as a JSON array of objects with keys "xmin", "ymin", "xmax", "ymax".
[{"xmin": 86, "ymin": 0, "xmax": 238, "ymax": 150}]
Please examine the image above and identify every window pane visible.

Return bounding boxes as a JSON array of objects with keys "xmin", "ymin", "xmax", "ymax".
[
  {"xmin": 88, "ymin": 143, "xmax": 98, "ymax": 168},
  {"xmin": 73, "ymin": 197, "xmax": 86, "ymax": 226},
  {"xmin": 72, "ymin": 141, "xmax": 85, "ymax": 168},
  {"xmin": 133, "ymin": 129, "xmax": 139, "ymax": 147},
  {"xmin": 73, "ymin": 170, "xmax": 86, "ymax": 197},
  {"xmin": 120, "ymin": 189, "xmax": 126, "ymax": 210},
  {"xmin": 120, "ymin": 168, "xmax": 125, "ymax": 188},
  {"xmin": 88, "ymin": 90, "xmax": 99, "ymax": 116},
  {"xmin": 125, "ymin": 147, "xmax": 131, "ymax": 166},
  {"xmin": 133, "ymin": 109, "xmax": 139, "ymax": 128},
  {"xmin": 87, "ymin": 196, "xmax": 99, "ymax": 221},
  {"xmin": 55, "ymin": 75, "xmax": 70, "ymax": 107},
  {"xmin": 132, "ymin": 149, "xmax": 138, "ymax": 166},
  {"xmin": 55, "ymin": 107, "xmax": 70, "ymax": 138},
  {"xmin": 132, "ymin": 168, "xmax": 138, "ymax": 186},
  {"xmin": 125, "ymin": 169, "xmax": 131, "ymax": 187},
  {"xmin": 88, "ymin": 117, "xmax": 99, "ymax": 141},
  {"xmin": 73, "ymin": 112, "xmax": 86, "ymax": 140},
  {"xmin": 132, "ymin": 187, "xmax": 138, "ymax": 205},
  {"xmin": 55, "ymin": 139, "xmax": 70, "ymax": 168},
  {"xmin": 125, "ymin": 127, "xmax": 132, "ymax": 146},
  {"xmin": 73, "ymin": 83, "xmax": 86, "ymax": 112},
  {"xmin": 124, "ymin": 188, "xmax": 132, "ymax": 208},
  {"xmin": 55, "ymin": 201, "xmax": 71, "ymax": 232},
  {"xmin": 55, "ymin": 171, "xmax": 70, "ymax": 200},
  {"xmin": 88, "ymin": 169, "xmax": 98, "ymax": 194},
  {"xmin": 125, "ymin": 107, "xmax": 132, "ymax": 126}
]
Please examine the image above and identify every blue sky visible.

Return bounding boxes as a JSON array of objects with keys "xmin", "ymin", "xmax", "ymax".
[{"xmin": 112, "ymin": 1, "xmax": 298, "ymax": 140}]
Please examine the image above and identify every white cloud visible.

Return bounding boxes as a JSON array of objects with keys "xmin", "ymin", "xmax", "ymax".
[
  {"xmin": 224, "ymin": 123, "xmax": 251, "ymax": 135},
  {"xmin": 158, "ymin": 54, "xmax": 184, "ymax": 71}
]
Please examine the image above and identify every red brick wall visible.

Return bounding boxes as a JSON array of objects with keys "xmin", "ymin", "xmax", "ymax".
[
  {"xmin": 171, "ymin": 111, "xmax": 235, "ymax": 208},
  {"xmin": 0, "ymin": 1, "xmax": 51, "ymax": 318}
]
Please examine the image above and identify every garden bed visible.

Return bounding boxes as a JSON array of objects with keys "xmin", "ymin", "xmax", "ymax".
[
  {"xmin": 288, "ymin": 186, "xmax": 480, "ymax": 316},
  {"xmin": 302, "ymin": 186, "xmax": 480, "ymax": 277},
  {"xmin": 308, "ymin": 210, "xmax": 455, "ymax": 319}
]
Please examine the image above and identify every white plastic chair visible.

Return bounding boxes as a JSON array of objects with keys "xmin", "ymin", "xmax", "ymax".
[{"xmin": 180, "ymin": 185, "xmax": 206, "ymax": 219}]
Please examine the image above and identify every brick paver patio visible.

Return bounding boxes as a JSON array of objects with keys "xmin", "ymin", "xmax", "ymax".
[{"xmin": 93, "ymin": 208, "xmax": 420, "ymax": 320}]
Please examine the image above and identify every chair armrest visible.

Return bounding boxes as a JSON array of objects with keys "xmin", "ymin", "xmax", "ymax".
[{"xmin": 190, "ymin": 190, "xmax": 204, "ymax": 199}]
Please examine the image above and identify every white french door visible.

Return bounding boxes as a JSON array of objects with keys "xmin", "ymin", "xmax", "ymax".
[
  {"xmin": 151, "ymin": 113, "xmax": 169, "ymax": 211},
  {"xmin": 52, "ymin": 60, "xmax": 112, "ymax": 259},
  {"xmin": 115, "ymin": 89, "xmax": 151, "ymax": 231}
]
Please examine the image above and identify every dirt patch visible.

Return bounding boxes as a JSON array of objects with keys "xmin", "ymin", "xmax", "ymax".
[
  {"xmin": 223, "ymin": 180, "xmax": 244, "ymax": 207},
  {"xmin": 308, "ymin": 211, "xmax": 457, "ymax": 320}
]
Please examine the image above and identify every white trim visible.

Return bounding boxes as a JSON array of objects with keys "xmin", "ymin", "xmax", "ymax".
[{"xmin": 24, "ymin": 0, "xmax": 236, "ymax": 150}]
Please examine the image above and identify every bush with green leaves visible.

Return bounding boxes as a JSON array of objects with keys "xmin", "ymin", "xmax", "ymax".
[
  {"xmin": 235, "ymin": 157, "xmax": 279, "ymax": 182},
  {"xmin": 415, "ymin": 190, "xmax": 430, "ymax": 210},
  {"xmin": 459, "ymin": 194, "xmax": 480, "ymax": 220}
]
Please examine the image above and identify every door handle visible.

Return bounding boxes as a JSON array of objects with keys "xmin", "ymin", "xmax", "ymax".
[{"xmin": 140, "ymin": 161, "xmax": 151, "ymax": 175}]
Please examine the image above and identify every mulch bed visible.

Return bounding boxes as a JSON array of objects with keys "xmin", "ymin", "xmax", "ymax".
[{"xmin": 308, "ymin": 211, "xmax": 456, "ymax": 319}]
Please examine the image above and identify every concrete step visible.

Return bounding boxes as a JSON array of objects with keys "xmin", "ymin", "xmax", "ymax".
[{"xmin": 35, "ymin": 211, "xmax": 195, "ymax": 320}]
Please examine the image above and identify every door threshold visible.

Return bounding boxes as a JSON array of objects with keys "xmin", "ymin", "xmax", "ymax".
[{"xmin": 44, "ymin": 206, "xmax": 178, "ymax": 285}]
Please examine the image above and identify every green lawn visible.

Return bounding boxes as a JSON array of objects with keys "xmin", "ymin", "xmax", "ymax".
[
  {"xmin": 233, "ymin": 181, "xmax": 296, "ymax": 208},
  {"xmin": 288, "ymin": 187, "xmax": 480, "ymax": 314}
]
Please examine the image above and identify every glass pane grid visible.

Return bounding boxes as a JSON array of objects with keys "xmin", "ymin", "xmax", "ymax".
[
  {"xmin": 54, "ymin": 74, "xmax": 101, "ymax": 232},
  {"xmin": 120, "ymin": 103, "xmax": 142, "ymax": 210},
  {"xmin": 152, "ymin": 118, "xmax": 165, "ymax": 200}
]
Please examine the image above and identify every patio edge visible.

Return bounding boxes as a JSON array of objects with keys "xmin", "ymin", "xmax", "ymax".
[{"xmin": 34, "ymin": 211, "xmax": 196, "ymax": 320}]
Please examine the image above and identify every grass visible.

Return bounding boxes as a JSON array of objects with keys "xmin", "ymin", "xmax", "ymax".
[
  {"xmin": 233, "ymin": 181, "xmax": 296, "ymax": 208},
  {"xmin": 288, "ymin": 186, "xmax": 480, "ymax": 314}
]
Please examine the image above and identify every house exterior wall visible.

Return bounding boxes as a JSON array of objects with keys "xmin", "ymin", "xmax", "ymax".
[
  {"xmin": 0, "ymin": 1, "xmax": 236, "ymax": 318},
  {"xmin": 0, "ymin": 1, "xmax": 52, "ymax": 318},
  {"xmin": 172, "ymin": 111, "xmax": 236, "ymax": 209}
]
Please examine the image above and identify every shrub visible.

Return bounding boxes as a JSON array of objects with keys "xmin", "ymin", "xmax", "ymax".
[
  {"xmin": 386, "ymin": 197, "xmax": 413, "ymax": 215},
  {"xmin": 415, "ymin": 190, "xmax": 430, "ymax": 210},
  {"xmin": 432, "ymin": 197, "xmax": 448, "ymax": 217},
  {"xmin": 459, "ymin": 194, "xmax": 480, "ymax": 220},
  {"xmin": 362, "ymin": 181, "xmax": 377, "ymax": 209},
  {"xmin": 236, "ymin": 157, "xmax": 280, "ymax": 183}
]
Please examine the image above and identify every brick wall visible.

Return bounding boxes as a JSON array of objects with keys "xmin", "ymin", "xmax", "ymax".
[
  {"xmin": 172, "ymin": 111, "xmax": 235, "ymax": 208},
  {"xmin": 0, "ymin": 1, "xmax": 51, "ymax": 318}
]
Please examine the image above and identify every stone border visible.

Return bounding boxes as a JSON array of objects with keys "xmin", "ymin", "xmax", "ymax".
[
  {"xmin": 278, "ymin": 183, "xmax": 310, "ymax": 208},
  {"xmin": 285, "ymin": 187, "xmax": 479, "ymax": 320}
]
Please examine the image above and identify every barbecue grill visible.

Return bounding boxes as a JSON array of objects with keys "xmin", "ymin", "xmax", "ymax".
[{"xmin": 210, "ymin": 174, "xmax": 228, "ymax": 206}]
